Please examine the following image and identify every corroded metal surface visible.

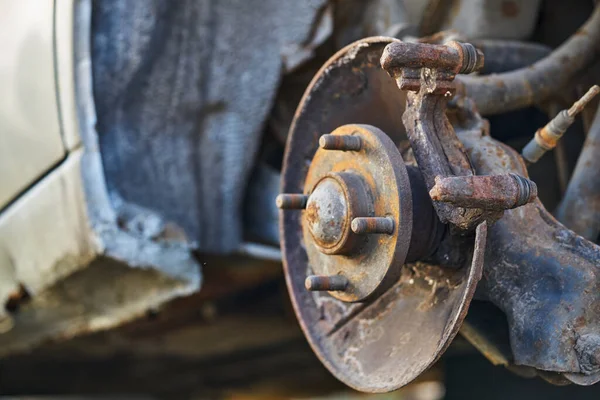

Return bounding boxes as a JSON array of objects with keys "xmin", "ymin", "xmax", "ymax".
[
  {"xmin": 429, "ymin": 174, "xmax": 537, "ymax": 210},
  {"xmin": 381, "ymin": 40, "xmax": 513, "ymax": 231},
  {"xmin": 304, "ymin": 174, "xmax": 354, "ymax": 254},
  {"xmin": 301, "ymin": 124, "xmax": 413, "ymax": 302},
  {"xmin": 281, "ymin": 32, "xmax": 600, "ymax": 392},
  {"xmin": 319, "ymin": 223, "xmax": 485, "ymax": 392},
  {"xmin": 280, "ymin": 38, "xmax": 487, "ymax": 392},
  {"xmin": 451, "ymin": 98, "xmax": 600, "ymax": 385}
]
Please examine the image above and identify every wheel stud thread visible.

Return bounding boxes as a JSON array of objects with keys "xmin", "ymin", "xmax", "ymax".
[
  {"xmin": 351, "ymin": 217, "xmax": 395, "ymax": 235},
  {"xmin": 276, "ymin": 194, "xmax": 308, "ymax": 210},
  {"xmin": 319, "ymin": 134, "xmax": 362, "ymax": 151},
  {"xmin": 305, "ymin": 275, "xmax": 349, "ymax": 291}
]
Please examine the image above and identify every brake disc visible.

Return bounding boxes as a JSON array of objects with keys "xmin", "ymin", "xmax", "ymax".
[{"xmin": 278, "ymin": 37, "xmax": 486, "ymax": 392}]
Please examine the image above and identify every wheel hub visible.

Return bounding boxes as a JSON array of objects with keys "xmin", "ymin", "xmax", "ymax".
[{"xmin": 279, "ymin": 124, "xmax": 414, "ymax": 302}]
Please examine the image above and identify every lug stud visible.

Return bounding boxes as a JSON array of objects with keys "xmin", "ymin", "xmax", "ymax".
[
  {"xmin": 319, "ymin": 134, "xmax": 361, "ymax": 151},
  {"xmin": 351, "ymin": 217, "xmax": 395, "ymax": 235},
  {"xmin": 276, "ymin": 194, "xmax": 308, "ymax": 209},
  {"xmin": 305, "ymin": 275, "xmax": 349, "ymax": 291}
]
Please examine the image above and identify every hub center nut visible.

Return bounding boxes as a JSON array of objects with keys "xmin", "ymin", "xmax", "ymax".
[
  {"xmin": 305, "ymin": 172, "xmax": 371, "ymax": 255},
  {"xmin": 305, "ymin": 177, "xmax": 347, "ymax": 250}
]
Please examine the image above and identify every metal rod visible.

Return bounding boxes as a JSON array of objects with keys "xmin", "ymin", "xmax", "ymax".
[
  {"xmin": 351, "ymin": 217, "xmax": 395, "ymax": 235},
  {"xmin": 276, "ymin": 194, "xmax": 308, "ymax": 210},
  {"xmin": 319, "ymin": 134, "xmax": 362, "ymax": 151},
  {"xmin": 305, "ymin": 275, "xmax": 349, "ymax": 291}
]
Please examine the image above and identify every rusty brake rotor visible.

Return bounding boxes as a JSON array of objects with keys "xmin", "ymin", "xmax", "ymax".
[{"xmin": 279, "ymin": 37, "xmax": 487, "ymax": 392}]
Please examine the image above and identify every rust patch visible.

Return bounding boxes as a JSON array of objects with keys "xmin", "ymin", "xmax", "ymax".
[{"xmin": 305, "ymin": 201, "xmax": 320, "ymax": 225}]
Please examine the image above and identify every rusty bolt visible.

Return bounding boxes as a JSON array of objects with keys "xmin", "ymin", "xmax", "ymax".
[
  {"xmin": 447, "ymin": 41, "xmax": 485, "ymax": 74},
  {"xmin": 351, "ymin": 217, "xmax": 395, "ymax": 235},
  {"xmin": 319, "ymin": 134, "xmax": 362, "ymax": 151},
  {"xmin": 305, "ymin": 275, "xmax": 349, "ymax": 291},
  {"xmin": 429, "ymin": 174, "xmax": 537, "ymax": 210},
  {"xmin": 276, "ymin": 194, "xmax": 308, "ymax": 209}
]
